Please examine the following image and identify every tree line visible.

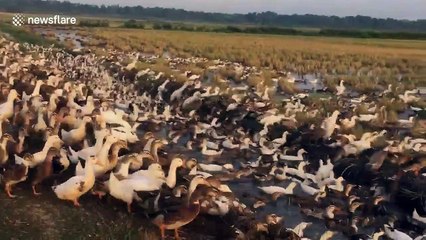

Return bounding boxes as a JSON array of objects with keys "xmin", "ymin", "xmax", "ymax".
[{"xmin": 1, "ymin": 0, "xmax": 425, "ymax": 33}]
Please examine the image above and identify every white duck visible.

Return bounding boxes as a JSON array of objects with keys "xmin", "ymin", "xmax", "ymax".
[
  {"xmin": 398, "ymin": 117, "xmax": 415, "ymax": 126},
  {"xmin": 399, "ymin": 90, "xmax": 420, "ymax": 104},
  {"xmin": 108, "ymin": 172, "xmax": 165, "ymax": 212},
  {"xmin": 321, "ymin": 110, "xmax": 340, "ymax": 139},
  {"xmin": 111, "ymin": 126, "xmax": 139, "ymax": 143},
  {"xmin": 340, "ymin": 116, "xmax": 358, "ymax": 129},
  {"xmin": 336, "ymin": 80, "xmax": 345, "ymax": 96},
  {"xmin": 33, "ymin": 107, "xmax": 47, "ymax": 133},
  {"xmin": 222, "ymin": 137, "xmax": 239, "ymax": 149},
  {"xmin": 108, "ymin": 172, "xmax": 138, "ymax": 212},
  {"xmin": 384, "ymin": 225, "xmax": 413, "ymax": 240},
  {"xmin": 61, "ymin": 116, "xmax": 92, "ymax": 145},
  {"xmin": 22, "ymin": 80, "xmax": 44, "ymax": 102},
  {"xmin": 68, "ymin": 129, "xmax": 110, "ymax": 163},
  {"xmin": 258, "ymin": 182, "xmax": 297, "ymax": 195},
  {"xmin": 413, "ymin": 209, "xmax": 426, "ymax": 224},
  {"xmin": 52, "ymin": 156, "xmax": 97, "ymax": 207},
  {"xmin": 201, "ymin": 139, "xmax": 223, "ymax": 156},
  {"xmin": 280, "ymin": 149, "xmax": 307, "ymax": 161},
  {"xmin": 31, "ymin": 135, "xmax": 63, "ymax": 167},
  {"xmin": 272, "ymin": 131, "xmax": 289, "ymax": 147},
  {"xmin": 199, "ymin": 163, "xmax": 234, "ymax": 172},
  {"xmin": 164, "ymin": 157, "xmax": 184, "ymax": 188},
  {"xmin": 130, "ymin": 163, "xmax": 164, "ymax": 179},
  {"xmin": 0, "ymin": 90, "xmax": 20, "ymax": 119},
  {"xmin": 81, "ymin": 96, "xmax": 95, "ymax": 116},
  {"xmin": 170, "ymin": 82, "xmax": 189, "ymax": 102}
]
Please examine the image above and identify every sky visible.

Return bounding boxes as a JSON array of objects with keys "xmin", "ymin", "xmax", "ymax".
[{"xmin": 63, "ymin": 0, "xmax": 425, "ymax": 20}]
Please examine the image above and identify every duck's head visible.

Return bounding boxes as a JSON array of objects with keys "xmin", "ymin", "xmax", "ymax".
[
  {"xmin": 173, "ymin": 185, "xmax": 188, "ymax": 198},
  {"xmin": 8, "ymin": 89, "xmax": 20, "ymax": 101},
  {"xmin": 265, "ymin": 214, "xmax": 283, "ymax": 225},
  {"xmin": 100, "ymin": 101, "xmax": 109, "ymax": 111},
  {"xmin": 349, "ymin": 201, "xmax": 364, "ymax": 213},
  {"xmin": 82, "ymin": 116, "xmax": 92, "ymax": 123},
  {"xmin": 148, "ymin": 163, "xmax": 163, "ymax": 172},
  {"xmin": 105, "ymin": 135, "xmax": 118, "ymax": 144},
  {"xmin": 373, "ymin": 196, "xmax": 386, "ymax": 205},
  {"xmin": 47, "ymin": 135, "xmax": 63, "ymax": 145},
  {"xmin": 87, "ymin": 156, "xmax": 99, "ymax": 164},
  {"xmin": 171, "ymin": 157, "xmax": 184, "ymax": 168},
  {"xmin": 143, "ymin": 132, "xmax": 154, "ymax": 140},
  {"xmin": 18, "ymin": 127, "xmax": 27, "ymax": 138},
  {"xmin": 113, "ymin": 140, "xmax": 128, "ymax": 151},
  {"xmin": 188, "ymin": 176, "xmax": 209, "ymax": 200},
  {"xmin": 22, "ymin": 153, "xmax": 35, "ymax": 163},
  {"xmin": 184, "ymin": 158, "xmax": 197, "ymax": 169}
]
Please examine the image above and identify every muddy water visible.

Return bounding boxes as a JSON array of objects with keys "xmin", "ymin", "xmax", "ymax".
[
  {"xmin": 32, "ymin": 28, "xmax": 85, "ymax": 48},
  {"xmin": 135, "ymin": 125, "xmax": 362, "ymax": 240}
]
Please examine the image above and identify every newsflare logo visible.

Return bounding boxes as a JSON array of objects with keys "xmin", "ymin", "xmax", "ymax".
[
  {"xmin": 12, "ymin": 13, "xmax": 77, "ymax": 27},
  {"xmin": 12, "ymin": 14, "xmax": 26, "ymax": 27}
]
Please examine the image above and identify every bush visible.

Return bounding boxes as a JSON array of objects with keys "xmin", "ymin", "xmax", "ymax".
[{"xmin": 123, "ymin": 19, "xmax": 145, "ymax": 29}]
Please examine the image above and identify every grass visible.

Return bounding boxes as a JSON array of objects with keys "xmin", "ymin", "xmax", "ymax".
[
  {"xmin": 79, "ymin": 28, "xmax": 426, "ymax": 89},
  {"xmin": 0, "ymin": 22, "xmax": 60, "ymax": 47}
]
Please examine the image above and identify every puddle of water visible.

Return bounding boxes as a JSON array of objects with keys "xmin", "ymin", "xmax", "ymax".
[{"xmin": 32, "ymin": 28, "xmax": 86, "ymax": 49}]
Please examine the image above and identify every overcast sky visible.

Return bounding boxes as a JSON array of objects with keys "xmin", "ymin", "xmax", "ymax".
[{"xmin": 63, "ymin": 0, "xmax": 425, "ymax": 20}]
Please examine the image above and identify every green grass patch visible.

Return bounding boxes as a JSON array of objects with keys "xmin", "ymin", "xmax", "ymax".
[{"xmin": 0, "ymin": 22, "xmax": 60, "ymax": 47}]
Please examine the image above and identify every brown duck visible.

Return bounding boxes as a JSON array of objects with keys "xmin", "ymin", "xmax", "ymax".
[
  {"xmin": 2, "ymin": 153, "xmax": 34, "ymax": 198},
  {"xmin": 153, "ymin": 176, "xmax": 208, "ymax": 240},
  {"xmin": 31, "ymin": 147, "xmax": 60, "ymax": 195}
]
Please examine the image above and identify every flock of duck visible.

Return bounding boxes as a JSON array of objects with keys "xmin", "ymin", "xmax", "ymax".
[{"xmin": 0, "ymin": 36, "xmax": 425, "ymax": 240}]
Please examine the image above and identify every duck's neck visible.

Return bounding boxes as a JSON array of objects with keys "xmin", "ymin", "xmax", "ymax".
[
  {"xmin": 37, "ymin": 111, "xmax": 44, "ymax": 123},
  {"xmin": 32, "ymin": 82, "xmax": 42, "ymax": 96},
  {"xmin": 150, "ymin": 143, "xmax": 160, "ymax": 162},
  {"xmin": 97, "ymin": 141, "xmax": 114, "ymax": 165},
  {"xmin": 166, "ymin": 164, "xmax": 178, "ymax": 188},
  {"xmin": 94, "ymin": 135, "xmax": 106, "ymax": 151},
  {"xmin": 74, "ymin": 121, "xmax": 87, "ymax": 139},
  {"xmin": 1, "ymin": 138, "xmax": 8, "ymax": 150},
  {"xmin": 116, "ymin": 160, "xmax": 131, "ymax": 178},
  {"xmin": 16, "ymin": 135, "xmax": 25, "ymax": 154},
  {"xmin": 372, "ymin": 232, "xmax": 384, "ymax": 240},
  {"xmin": 41, "ymin": 141, "xmax": 55, "ymax": 155},
  {"xmin": 49, "ymin": 96, "xmax": 57, "ymax": 111},
  {"xmin": 108, "ymin": 147, "xmax": 122, "ymax": 169},
  {"xmin": 325, "ymin": 209, "xmax": 334, "ymax": 219},
  {"xmin": 84, "ymin": 159, "xmax": 96, "ymax": 184}
]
